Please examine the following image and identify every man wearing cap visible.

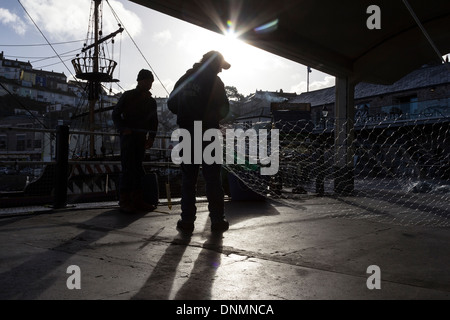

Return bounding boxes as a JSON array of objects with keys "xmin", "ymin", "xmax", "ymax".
[
  {"xmin": 112, "ymin": 69, "xmax": 159, "ymax": 213},
  {"xmin": 168, "ymin": 50, "xmax": 231, "ymax": 232}
]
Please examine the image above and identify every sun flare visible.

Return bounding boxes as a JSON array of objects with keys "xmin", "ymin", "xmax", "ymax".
[{"xmin": 207, "ymin": 28, "xmax": 267, "ymax": 72}]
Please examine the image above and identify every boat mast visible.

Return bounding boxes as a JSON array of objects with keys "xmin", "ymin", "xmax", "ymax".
[
  {"xmin": 89, "ymin": 0, "xmax": 101, "ymax": 157},
  {"xmin": 72, "ymin": 0, "xmax": 122, "ymax": 157}
]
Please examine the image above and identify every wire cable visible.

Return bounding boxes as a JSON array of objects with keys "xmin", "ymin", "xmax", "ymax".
[
  {"xmin": 0, "ymin": 39, "xmax": 85, "ymax": 47},
  {"xmin": 17, "ymin": 0, "xmax": 86, "ymax": 91},
  {"xmin": 105, "ymin": 0, "xmax": 170, "ymax": 96},
  {"xmin": 0, "ymin": 81, "xmax": 50, "ymax": 131}
]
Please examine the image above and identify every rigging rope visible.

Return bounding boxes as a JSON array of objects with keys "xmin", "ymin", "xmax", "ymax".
[
  {"xmin": 17, "ymin": 0, "xmax": 86, "ymax": 94},
  {"xmin": 0, "ymin": 82, "xmax": 49, "ymax": 131},
  {"xmin": 0, "ymin": 39, "xmax": 85, "ymax": 47},
  {"xmin": 105, "ymin": 0, "xmax": 170, "ymax": 96}
]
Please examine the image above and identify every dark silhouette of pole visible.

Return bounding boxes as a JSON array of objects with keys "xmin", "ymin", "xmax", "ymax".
[
  {"xmin": 54, "ymin": 125, "xmax": 69, "ymax": 208},
  {"xmin": 307, "ymin": 67, "xmax": 312, "ymax": 92},
  {"xmin": 89, "ymin": 0, "xmax": 101, "ymax": 157}
]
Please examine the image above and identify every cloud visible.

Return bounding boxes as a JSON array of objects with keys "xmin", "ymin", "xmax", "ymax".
[
  {"xmin": 309, "ymin": 75, "xmax": 335, "ymax": 91},
  {"xmin": 291, "ymin": 75, "xmax": 335, "ymax": 93},
  {"xmin": 19, "ymin": 0, "xmax": 141, "ymax": 41},
  {"xmin": 106, "ymin": 0, "xmax": 142, "ymax": 38},
  {"xmin": 152, "ymin": 30, "xmax": 172, "ymax": 46},
  {"xmin": 20, "ymin": 0, "xmax": 90, "ymax": 40},
  {"xmin": 0, "ymin": 8, "xmax": 27, "ymax": 35}
]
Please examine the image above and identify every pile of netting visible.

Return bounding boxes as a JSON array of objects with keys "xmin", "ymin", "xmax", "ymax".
[{"xmin": 222, "ymin": 118, "xmax": 450, "ymax": 227}]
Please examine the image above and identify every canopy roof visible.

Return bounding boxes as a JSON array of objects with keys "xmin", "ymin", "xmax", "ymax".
[{"xmin": 130, "ymin": 0, "xmax": 450, "ymax": 84}]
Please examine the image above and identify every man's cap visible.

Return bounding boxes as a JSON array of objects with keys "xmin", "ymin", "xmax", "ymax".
[
  {"xmin": 201, "ymin": 51, "xmax": 231, "ymax": 70},
  {"xmin": 137, "ymin": 69, "xmax": 154, "ymax": 81}
]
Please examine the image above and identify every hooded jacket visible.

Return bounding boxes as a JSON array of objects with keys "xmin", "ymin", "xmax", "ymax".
[{"xmin": 168, "ymin": 62, "xmax": 229, "ymax": 130}]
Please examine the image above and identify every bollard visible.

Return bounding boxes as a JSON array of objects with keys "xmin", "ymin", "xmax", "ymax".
[{"xmin": 53, "ymin": 125, "xmax": 69, "ymax": 209}]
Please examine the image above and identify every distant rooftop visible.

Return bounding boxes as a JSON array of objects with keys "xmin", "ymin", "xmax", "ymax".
[
  {"xmin": 0, "ymin": 51, "xmax": 32, "ymax": 68},
  {"xmin": 292, "ymin": 63, "xmax": 450, "ymax": 107}
]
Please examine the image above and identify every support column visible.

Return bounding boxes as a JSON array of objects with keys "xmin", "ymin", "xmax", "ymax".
[
  {"xmin": 334, "ymin": 77, "xmax": 355, "ymax": 195},
  {"xmin": 54, "ymin": 125, "xmax": 69, "ymax": 209}
]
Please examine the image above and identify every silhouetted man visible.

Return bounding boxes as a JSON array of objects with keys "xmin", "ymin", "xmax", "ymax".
[
  {"xmin": 168, "ymin": 51, "xmax": 231, "ymax": 232},
  {"xmin": 113, "ymin": 69, "xmax": 158, "ymax": 213}
]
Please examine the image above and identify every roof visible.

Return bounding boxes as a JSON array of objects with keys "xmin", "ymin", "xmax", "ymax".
[
  {"xmin": 292, "ymin": 63, "xmax": 450, "ymax": 106},
  {"xmin": 23, "ymin": 69, "xmax": 67, "ymax": 79},
  {"xmin": 233, "ymin": 90, "xmax": 294, "ymax": 118},
  {"xmin": 0, "ymin": 54, "xmax": 32, "ymax": 69},
  {"xmin": 130, "ymin": 0, "xmax": 450, "ymax": 85},
  {"xmin": 0, "ymin": 115, "xmax": 42, "ymax": 124},
  {"xmin": 292, "ymin": 87, "xmax": 336, "ymax": 107}
]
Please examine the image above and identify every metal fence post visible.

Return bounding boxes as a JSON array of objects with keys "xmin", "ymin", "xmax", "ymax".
[{"xmin": 53, "ymin": 125, "xmax": 69, "ymax": 208}]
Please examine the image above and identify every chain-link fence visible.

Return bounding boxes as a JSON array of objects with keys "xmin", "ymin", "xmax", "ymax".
[
  {"xmin": 1, "ymin": 111, "xmax": 449, "ymax": 227},
  {"xmin": 223, "ymin": 116, "xmax": 450, "ymax": 227}
]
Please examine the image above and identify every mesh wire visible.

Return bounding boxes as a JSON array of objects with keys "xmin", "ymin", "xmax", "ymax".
[{"xmin": 222, "ymin": 117, "xmax": 450, "ymax": 227}]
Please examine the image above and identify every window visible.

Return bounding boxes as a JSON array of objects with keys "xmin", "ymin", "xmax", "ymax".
[
  {"xmin": 0, "ymin": 136, "xmax": 6, "ymax": 150},
  {"xmin": 16, "ymin": 134, "xmax": 26, "ymax": 151},
  {"xmin": 394, "ymin": 95, "xmax": 418, "ymax": 114}
]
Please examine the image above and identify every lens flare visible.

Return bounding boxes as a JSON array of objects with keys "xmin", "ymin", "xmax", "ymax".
[
  {"xmin": 254, "ymin": 19, "xmax": 279, "ymax": 34},
  {"xmin": 225, "ymin": 20, "xmax": 237, "ymax": 39}
]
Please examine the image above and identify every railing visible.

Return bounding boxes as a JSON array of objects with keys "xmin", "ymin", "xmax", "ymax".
[
  {"xmin": 313, "ymin": 98, "xmax": 450, "ymax": 130},
  {"xmin": 71, "ymin": 57, "xmax": 118, "ymax": 82},
  {"xmin": 355, "ymin": 99, "xmax": 450, "ymax": 127},
  {"xmin": 0, "ymin": 125, "xmax": 178, "ymax": 208}
]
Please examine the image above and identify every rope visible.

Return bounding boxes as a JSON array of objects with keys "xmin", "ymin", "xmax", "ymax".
[
  {"xmin": 105, "ymin": 0, "xmax": 170, "ymax": 96},
  {"xmin": 17, "ymin": 0, "xmax": 86, "ymax": 91}
]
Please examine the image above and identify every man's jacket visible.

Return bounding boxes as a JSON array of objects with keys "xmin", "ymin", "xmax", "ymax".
[
  {"xmin": 112, "ymin": 87, "xmax": 158, "ymax": 138},
  {"xmin": 168, "ymin": 63, "xmax": 229, "ymax": 130}
]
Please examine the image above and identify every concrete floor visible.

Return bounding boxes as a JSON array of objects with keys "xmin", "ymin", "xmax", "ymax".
[{"xmin": 0, "ymin": 196, "xmax": 449, "ymax": 301}]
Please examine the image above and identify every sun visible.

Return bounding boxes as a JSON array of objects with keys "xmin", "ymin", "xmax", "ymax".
[
  {"xmin": 185, "ymin": 19, "xmax": 277, "ymax": 95},
  {"xmin": 221, "ymin": 31, "xmax": 245, "ymax": 59},
  {"xmin": 208, "ymin": 26, "xmax": 267, "ymax": 72}
]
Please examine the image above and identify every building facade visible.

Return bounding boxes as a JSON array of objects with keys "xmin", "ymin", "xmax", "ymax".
[
  {"xmin": 292, "ymin": 62, "xmax": 450, "ymax": 129},
  {"xmin": 0, "ymin": 51, "xmax": 32, "ymax": 81},
  {"xmin": 0, "ymin": 52, "xmax": 120, "ymax": 161}
]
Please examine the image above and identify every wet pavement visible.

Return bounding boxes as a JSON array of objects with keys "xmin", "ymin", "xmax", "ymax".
[{"xmin": 0, "ymin": 196, "xmax": 449, "ymax": 301}]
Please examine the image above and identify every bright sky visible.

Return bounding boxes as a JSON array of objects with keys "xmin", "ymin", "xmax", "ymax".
[{"xmin": 0, "ymin": 0, "xmax": 335, "ymax": 98}]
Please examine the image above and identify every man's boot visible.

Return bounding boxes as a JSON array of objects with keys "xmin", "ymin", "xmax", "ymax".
[
  {"xmin": 132, "ymin": 190, "xmax": 156, "ymax": 212},
  {"xmin": 119, "ymin": 192, "xmax": 136, "ymax": 213}
]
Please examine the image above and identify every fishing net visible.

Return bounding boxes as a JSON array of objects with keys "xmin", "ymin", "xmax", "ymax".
[{"xmin": 222, "ymin": 116, "xmax": 450, "ymax": 227}]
